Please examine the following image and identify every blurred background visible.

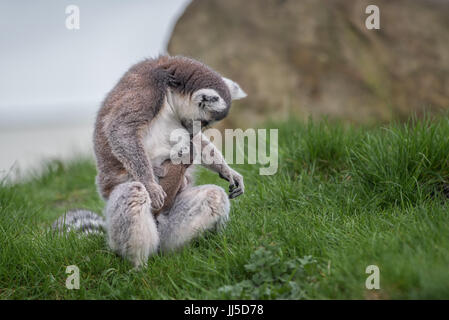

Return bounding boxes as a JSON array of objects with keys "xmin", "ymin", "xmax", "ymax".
[
  {"xmin": 0, "ymin": 0, "xmax": 190, "ymax": 177},
  {"xmin": 1, "ymin": 0, "xmax": 448, "ymax": 178}
]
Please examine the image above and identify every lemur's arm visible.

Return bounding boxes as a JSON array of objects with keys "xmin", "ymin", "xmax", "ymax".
[
  {"xmin": 198, "ymin": 133, "xmax": 244, "ymax": 199},
  {"xmin": 104, "ymin": 68, "xmax": 173, "ymax": 210}
]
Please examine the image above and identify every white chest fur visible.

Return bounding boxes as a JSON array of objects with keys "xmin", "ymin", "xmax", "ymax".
[{"xmin": 143, "ymin": 94, "xmax": 189, "ymax": 167}]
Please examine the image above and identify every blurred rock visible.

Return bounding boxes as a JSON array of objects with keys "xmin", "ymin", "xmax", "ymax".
[{"xmin": 167, "ymin": 0, "xmax": 449, "ymax": 128}]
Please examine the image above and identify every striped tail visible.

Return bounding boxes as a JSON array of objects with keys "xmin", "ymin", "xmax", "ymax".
[{"xmin": 52, "ymin": 209, "xmax": 105, "ymax": 235}]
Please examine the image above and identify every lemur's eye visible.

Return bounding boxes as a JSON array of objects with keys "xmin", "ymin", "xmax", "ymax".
[{"xmin": 201, "ymin": 95, "xmax": 219, "ymax": 103}]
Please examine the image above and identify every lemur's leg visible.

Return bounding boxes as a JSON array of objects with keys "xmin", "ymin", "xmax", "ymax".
[
  {"xmin": 156, "ymin": 184, "xmax": 230, "ymax": 252},
  {"xmin": 105, "ymin": 182, "xmax": 159, "ymax": 268}
]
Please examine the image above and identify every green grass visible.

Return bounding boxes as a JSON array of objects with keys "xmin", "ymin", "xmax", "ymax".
[{"xmin": 2, "ymin": 116, "xmax": 449, "ymax": 299}]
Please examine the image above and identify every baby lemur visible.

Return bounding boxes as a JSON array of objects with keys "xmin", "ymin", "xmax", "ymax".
[{"xmin": 53, "ymin": 55, "xmax": 247, "ymax": 267}]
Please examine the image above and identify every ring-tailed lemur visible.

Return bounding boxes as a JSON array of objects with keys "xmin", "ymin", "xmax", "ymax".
[{"xmin": 53, "ymin": 55, "xmax": 247, "ymax": 268}]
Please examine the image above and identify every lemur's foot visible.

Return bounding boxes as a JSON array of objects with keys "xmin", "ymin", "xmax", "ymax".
[
  {"xmin": 106, "ymin": 182, "xmax": 160, "ymax": 268},
  {"xmin": 157, "ymin": 184, "xmax": 230, "ymax": 252}
]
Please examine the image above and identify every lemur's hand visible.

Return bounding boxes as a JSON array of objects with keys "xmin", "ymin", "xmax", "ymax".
[
  {"xmin": 146, "ymin": 182, "xmax": 167, "ymax": 210},
  {"xmin": 219, "ymin": 169, "xmax": 244, "ymax": 199}
]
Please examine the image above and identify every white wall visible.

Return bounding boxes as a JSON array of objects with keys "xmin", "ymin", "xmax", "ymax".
[{"xmin": 0, "ymin": 0, "xmax": 190, "ymax": 177}]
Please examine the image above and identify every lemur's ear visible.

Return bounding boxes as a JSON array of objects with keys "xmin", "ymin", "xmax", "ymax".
[{"xmin": 222, "ymin": 77, "xmax": 247, "ymax": 100}]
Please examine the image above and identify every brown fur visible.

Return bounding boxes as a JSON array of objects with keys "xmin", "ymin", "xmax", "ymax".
[{"xmin": 152, "ymin": 160, "xmax": 190, "ymax": 216}]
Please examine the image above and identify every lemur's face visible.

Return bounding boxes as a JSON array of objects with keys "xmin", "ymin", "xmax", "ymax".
[{"xmin": 178, "ymin": 77, "xmax": 247, "ymax": 134}]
